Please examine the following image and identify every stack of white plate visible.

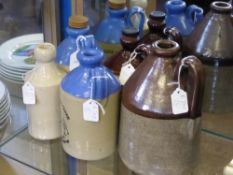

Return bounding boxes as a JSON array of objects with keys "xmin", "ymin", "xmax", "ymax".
[
  {"xmin": 0, "ymin": 81, "xmax": 11, "ymax": 130},
  {"xmin": 0, "ymin": 33, "xmax": 44, "ymax": 84}
]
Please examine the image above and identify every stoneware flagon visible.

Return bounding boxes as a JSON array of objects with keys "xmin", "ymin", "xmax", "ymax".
[
  {"xmin": 56, "ymin": 15, "xmax": 90, "ymax": 71},
  {"xmin": 104, "ymin": 27, "xmax": 142, "ymax": 76},
  {"xmin": 24, "ymin": 43, "xmax": 65, "ymax": 140},
  {"xmin": 165, "ymin": 0, "xmax": 203, "ymax": 36},
  {"xmin": 184, "ymin": 1, "xmax": 233, "ymax": 113},
  {"xmin": 105, "ymin": 11, "xmax": 183, "ymax": 78},
  {"xmin": 142, "ymin": 10, "xmax": 183, "ymax": 46},
  {"xmin": 129, "ymin": 0, "xmax": 149, "ymax": 31},
  {"xmin": 95, "ymin": 0, "xmax": 145, "ymax": 58},
  {"xmin": 60, "ymin": 42, "xmax": 121, "ymax": 160},
  {"xmin": 119, "ymin": 39, "xmax": 204, "ymax": 175}
]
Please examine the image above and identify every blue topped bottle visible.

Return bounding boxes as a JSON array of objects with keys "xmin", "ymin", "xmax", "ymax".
[
  {"xmin": 60, "ymin": 41, "xmax": 121, "ymax": 160},
  {"xmin": 95, "ymin": 0, "xmax": 145, "ymax": 58},
  {"xmin": 165, "ymin": 0, "xmax": 203, "ymax": 36},
  {"xmin": 56, "ymin": 15, "xmax": 90, "ymax": 72}
]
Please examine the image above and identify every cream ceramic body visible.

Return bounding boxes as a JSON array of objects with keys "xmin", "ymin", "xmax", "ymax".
[
  {"xmin": 60, "ymin": 89, "xmax": 120, "ymax": 160},
  {"xmin": 25, "ymin": 43, "xmax": 65, "ymax": 140}
]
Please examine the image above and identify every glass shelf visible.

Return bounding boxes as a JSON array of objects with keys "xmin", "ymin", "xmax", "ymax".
[
  {"xmin": 0, "ymin": 95, "xmax": 28, "ymax": 147},
  {"xmin": 0, "ymin": 86, "xmax": 232, "ymax": 175},
  {"xmin": 1, "ymin": 122, "xmax": 233, "ymax": 174}
]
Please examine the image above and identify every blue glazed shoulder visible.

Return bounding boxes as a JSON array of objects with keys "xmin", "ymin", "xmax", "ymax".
[
  {"xmin": 56, "ymin": 27, "xmax": 90, "ymax": 66},
  {"xmin": 95, "ymin": 16, "xmax": 126, "ymax": 44},
  {"xmin": 61, "ymin": 65, "xmax": 121, "ymax": 100}
]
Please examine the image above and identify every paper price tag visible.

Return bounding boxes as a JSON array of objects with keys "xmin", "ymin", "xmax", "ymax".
[
  {"xmin": 22, "ymin": 82, "xmax": 36, "ymax": 105},
  {"xmin": 119, "ymin": 64, "xmax": 135, "ymax": 85},
  {"xmin": 171, "ymin": 88, "xmax": 189, "ymax": 115},
  {"xmin": 69, "ymin": 49, "xmax": 80, "ymax": 71},
  {"xmin": 83, "ymin": 99, "xmax": 99, "ymax": 122}
]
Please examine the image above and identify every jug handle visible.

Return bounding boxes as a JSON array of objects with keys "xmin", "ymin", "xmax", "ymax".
[
  {"xmin": 135, "ymin": 44, "xmax": 152, "ymax": 58},
  {"xmin": 127, "ymin": 6, "xmax": 145, "ymax": 33},
  {"xmin": 177, "ymin": 56, "xmax": 205, "ymax": 118},
  {"xmin": 163, "ymin": 27, "xmax": 183, "ymax": 48},
  {"xmin": 186, "ymin": 5, "xmax": 204, "ymax": 25}
]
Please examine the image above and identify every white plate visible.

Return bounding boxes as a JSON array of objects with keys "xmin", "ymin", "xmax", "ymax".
[
  {"xmin": 0, "ymin": 96, "xmax": 11, "ymax": 114},
  {"xmin": 0, "ymin": 81, "xmax": 6, "ymax": 102},
  {"xmin": 0, "ymin": 64, "xmax": 27, "ymax": 76},
  {"xmin": 0, "ymin": 62, "xmax": 32, "ymax": 72},
  {"xmin": 0, "ymin": 69, "xmax": 23, "ymax": 80},
  {"xmin": 0, "ymin": 107, "xmax": 10, "ymax": 124},
  {"xmin": 0, "ymin": 116, "xmax": 10, "ymax": 130},
  {"xmin": 0, "ymin": 72, "xmax": 24, "ymax": 84},
  {"xmin": 0, "ymin": 68, "xmax": 23, "ymax": 78},
  {"xmin": 0, "ymin": 33, "xmax": 43, "ymax": 69}
]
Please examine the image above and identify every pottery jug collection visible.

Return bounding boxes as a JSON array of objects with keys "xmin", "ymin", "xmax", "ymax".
[{"xmin": 21, "ymin": 0, "xmax": 233, "ymax": 174}]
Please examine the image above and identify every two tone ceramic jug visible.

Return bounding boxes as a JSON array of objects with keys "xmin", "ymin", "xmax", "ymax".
[
  {"xmin": 95, "ymin": 0, "xmax": 145, "ymax": 58},
  {"xmin": 56, "ymin": 15, "xmax": 90, "ymax": 71},
  {"xmin": 185, "ymin": 1, "xmax": 233, "ymax": 113},
  {"xmin": 60, "ymin": 44, "xmax": 121, "ymax": 160},
  {"xmin": 24, "ymin": 43, "xmax": 65, "ymax": 140},
  {"xmin": 119, "ymin": 39, "xmax": 204, "ymax": 175},
  {"xmin": 104, "ymin": 27, "xmax": 142, "ymax": 76},
  {"xmin": 165, "ymin": 0, "xmax": 203, "ymax": 36},
  {"xmin": 142, "ymin": 10, "xmax": 182, "ymax": 45}
]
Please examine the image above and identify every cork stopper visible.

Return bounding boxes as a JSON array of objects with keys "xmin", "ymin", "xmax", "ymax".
[
  {"xmin": 34, "ymin": 43, "xmax": 56, "ymax": 63},
  {"xmin": 69, "ymin": 15, "xmax": 88, "ymax": 29},
  {"xmin": 108, "ymin": 0, "xmax": 126, "ymax": 9}
]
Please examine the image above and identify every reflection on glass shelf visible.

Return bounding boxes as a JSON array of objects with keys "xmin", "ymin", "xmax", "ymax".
[
  {"xmin": 3, "ymin": 128, "xmax": 233, "ymax": 175},
  {"xmin": 0, "ymin": 129, "xmax": 52, "ymax": 175},
  {"xmin": 0, "ymin": 95, "xmax": 28, "ymax": 146},
  {"xmin": 202, "ymin": 112, "xmax": 233, "ymax": 140}
]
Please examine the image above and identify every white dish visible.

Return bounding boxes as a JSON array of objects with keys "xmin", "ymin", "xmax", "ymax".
[
  {"xmin": 0, "ymin": 116, "xmax": 9, "ymax": 130},
  {"xmin": 0, "ymin": 68, "xmax": 23, "ymax": 79},
  {"xmin": 0, "ymin": 96, "xmax": 9, "ymax": 110},
  {"xmin": 0, "ymin": 108, "xmax": 10, "ymax": 124},
  {"xmin": 0, "ymin": 64, "xmax": 27, "ymax": 76},
  {"xmin": 0, "ymin": 70, "xmax": 23, "ymax": 81},
  {"xmin": 0, "ymin": 72, "xmax": 24, "ymax": 84},
  {"xmin": 0, "ymin": 33, "xmax": 43, "ymax": 69},
  {"xmin": 0, "ymin": 62, "xmax": 31, "ymax": 72},
  {"xmin": 0, "ymin": 81, "xmax": 6, "ymax": 102},
  {"xmin": 0, "ymin": 97, "xmax": 10, "ymax": 112}
]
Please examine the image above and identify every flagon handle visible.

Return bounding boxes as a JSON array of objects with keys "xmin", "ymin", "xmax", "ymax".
[
  {"xmin": 180, "ymin": 55, "xmax": 205, "ymax": 118},
  {"xmin": 127, "ymin": 6, "xmax": 145, "ymax": 33},
  {"xmin": 163, "ymin": 27, "xmax": 183, "ymax": 48}
]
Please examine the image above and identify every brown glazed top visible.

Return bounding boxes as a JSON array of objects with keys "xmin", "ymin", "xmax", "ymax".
[
  {"xmin": 122, "ymin": 39, "xmax": 205, "ymax": 119},
  {"xmin": 184, "ymin": 1, "xmax": 233, "ymax": 66},
  {"xmin": 142, "ymin": 11, "xmax": 166, "ymax": 44},
  {"xmin": 104, "ymin": 27, "xmax": 142, "ymax": 76},
  {"xmin": 142, "ymin": 11, "xmax": 183, "ymax": 46}
]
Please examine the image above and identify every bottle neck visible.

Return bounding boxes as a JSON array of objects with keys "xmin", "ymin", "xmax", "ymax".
[
  {"xmin": 66, "ymin": 26, "xmax": 90, "ymax": 38},
  {"xmin": 148, "ymin": 20, "xmax": 166, "ymax": 35},
  {"xmin": 108, "ymin": 7, "xmax": 128, "ymax": 18},
  {"xmin": 120, "ymin": 35, "xmax": 140, "ymax": 51},
  {"xmin": 166, "ymin": 0, "xmax": 186, "ymax": 14}
]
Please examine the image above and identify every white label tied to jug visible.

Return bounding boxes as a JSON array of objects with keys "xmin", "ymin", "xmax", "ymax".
[
  {"xmin": 83, "ymin": 99, "xmax": 100, "ymax": 122},
  {"xmin": 69, "ymin": 49, "xmax": 80, "ymax": 71},
  {"xmin": 119, "ymin": 63, "xmax": 135, "ymax": 85},
  {"xmin": 171, "ymin": 88, "xmax": 189, "ymax": 115},
  {"xmin": 22, "ymin": 81, "xmax": 36, "ymax": 105},
  {"xmin": 83, "ymin": 99, "xmax": 106, "ymax": 122}
]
